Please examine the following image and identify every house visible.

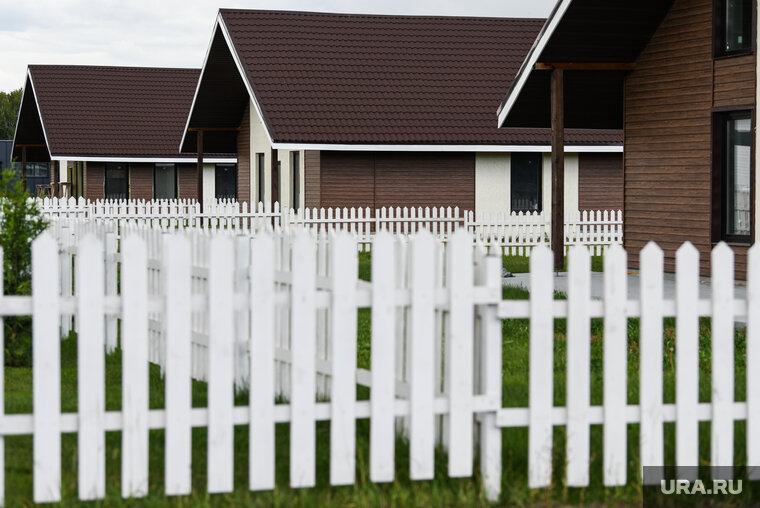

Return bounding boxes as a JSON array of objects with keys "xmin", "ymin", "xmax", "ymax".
[
  {"xmin": 181, "ymin": 9, "xmax": 624, "ymax": 216},
  {"xmin": 498, "ymin": 0, "xmax": 757, "ymax": 277},
  {"xmin": 12, "ymin": 65, "xmax": 237, "ymax": 199}
]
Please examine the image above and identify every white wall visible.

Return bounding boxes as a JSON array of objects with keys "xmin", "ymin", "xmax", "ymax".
[
  {"xmin": 475, "ymin": 151, "xmax": 579, "ymax": 216},
  {"xmin": 203, "ymin": 163, "xmax": 215, "ymax": 199},
  {"xmin": 756, "ymin": 7, "xmax": 760, "ymax": 236},
  {"xmin": 250, "ymin": 99, "xmax": 271, "ymax": 205}
]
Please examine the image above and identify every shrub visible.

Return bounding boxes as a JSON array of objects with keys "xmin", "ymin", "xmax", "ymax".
[{"xmin": 0, "ymin": 168, "xmax": 47, "ymax": 365}]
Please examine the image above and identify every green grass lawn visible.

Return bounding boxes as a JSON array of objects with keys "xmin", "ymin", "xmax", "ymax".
[{"xmin": 2, "ymin": 256, "xmax": 754, "ymax": 506}]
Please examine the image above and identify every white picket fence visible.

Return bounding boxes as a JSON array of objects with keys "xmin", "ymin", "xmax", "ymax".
[
  {"xmin": 36, "ymin": 197, "xmax": 623, "ymax": 255},
  {"xmin": 2, "ymin": 226, "xmax": 755, "ymax": 503}
]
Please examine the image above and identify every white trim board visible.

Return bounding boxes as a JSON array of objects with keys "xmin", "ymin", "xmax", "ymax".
[
  {"xmin": 272, "ymin": 143, "xmax": 622, "ymax": 153},
  {"xmin": 496, "ymin": 0, "xmax": 574, "ymax": 128},
  {"xmin": 49, "ymin": 156, "xmax": 237, "ymax": 164}
]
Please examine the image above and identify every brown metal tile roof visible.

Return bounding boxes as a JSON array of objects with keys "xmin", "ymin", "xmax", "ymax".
[
  {"xmin": 28, "ymin": 65, "xmax": 212, "ymax": 158},
  {"xmin": 219, "ymin": 9, "xmax": 622, "ymax": 146}
]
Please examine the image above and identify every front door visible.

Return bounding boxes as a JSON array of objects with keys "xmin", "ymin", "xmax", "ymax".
[{"xmin": 215, "ymin": 164, "xmax": 237, "ymax": 201}]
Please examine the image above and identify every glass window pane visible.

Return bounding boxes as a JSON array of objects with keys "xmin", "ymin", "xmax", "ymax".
[
  {"xmin": 726, "ymin": 116, "xmax": 751, "ymax": 237},
  {"xmin": 725, "ymin": 0, "xmax": 751, "ymax": 52},
  {"xmin": 257, "ymin": 153, "xmax": 265, "ymax": 204},
  {"xmin": 511, "ymin": 153, "xmax": 542, "ymax": 213},
  {"xmin": 105, "ymin": 163, "xmax": 128, "ymax": 199},
  {"xmin": 292, "ymin": 151, "xmax": 300, "ymax": 211},
  {"xmin": 215, "ymin": 164, "xmax": 237, "ymax": 201},
  {"xmin": 154, "ymin": 163, "xmax": 176, "ymax": 200}
]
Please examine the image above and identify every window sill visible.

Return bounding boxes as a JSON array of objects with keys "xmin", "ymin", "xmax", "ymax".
[
  {"xmin": 714, "ymin": 50, "xmax": 755, "ymax": 60},
  {"xmin": 712, "ymin": 241, "xmax": 751, "ymax": 247}
]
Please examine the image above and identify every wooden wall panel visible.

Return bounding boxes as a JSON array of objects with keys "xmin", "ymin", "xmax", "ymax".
[
  {"xmin": 84, "ymin": 162, "xmax": 104, "ymax": 201},
  {"xmin": 714, "ymin": 54, "xmax": 757, "ymax": 108},
  {"xmin": 237, "ymin": 104, "xmax": 250, "ymax": 204},
  {"xmin": 624, "ymin": 0, "xmax": 716, "ymax": 276},
  {"xmin": 129, "ymin": 163, "xmax": 153, "ymax": 200},
  {"xmin": 374, "ymin": 152, "xmax": 475, "ymax": 211},
  {"xmin": 578, "ymin": 153, "xmax": 623, "ymax": 213},
  {"xmin": 320, "ymin": 151, "xmax": 374, "ymax": 210},
  {"xmin": 304, "ymin": 150, "xmax": 321, "ymax": 209},
  {"xmin": 178, "ymin": 163, "xmax": 198, "ymax": 200}
]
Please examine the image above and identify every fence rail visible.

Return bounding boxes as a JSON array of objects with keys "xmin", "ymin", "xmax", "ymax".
[
  {"xmin": 37, "ymin": 197, "xmax": 623, "ymax": 255},
  {"xmin": 1, "ymin": 223, "xmax": 756, "ymax": 503}
]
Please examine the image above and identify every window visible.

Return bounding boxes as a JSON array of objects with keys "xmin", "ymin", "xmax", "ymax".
[
  {"xmin": 105, "ymin": 163, "xmax": 128, "ymax": 199},
  {"xmin": 256, "ymin": 153, "xmax": 265, "ymax": 206},
  {"xmin": 716, "ymin": 0, "xmax": 753, "ymax": 56},
  {"xmin": 154, "ymin": 163, "xmax": 177, "ymax": 200},
  {"xmin": 215, "ymin": 163, "xmax": 237, "ymax": 201},
  {"xmin": 713, "ymin": 111, "xmax": 753, "ymax": 242},
  {"xmin": 24, "ymin": 162, "xmax": 50, "ymax": 195},
  {"xmin": 511, "ymin": 153, "xmax": 542, "ymax": 213},
  {"xmin": 291, "ymin": 151, "xmax": 300, "ymax": 211}
]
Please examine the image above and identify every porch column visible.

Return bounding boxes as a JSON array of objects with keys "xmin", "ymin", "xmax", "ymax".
[
  {"xmin": 197, "ymin": 130, "xmax": 204, "ymax": 207},
  {"xmin": 551, "ymin": 69, "xmax": 565, "ymax": 271},
  {"xmin": 59, "ymin": 159, "xmax": 68, "ymax": 198}
]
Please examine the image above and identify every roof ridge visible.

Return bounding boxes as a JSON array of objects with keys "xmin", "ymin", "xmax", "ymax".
[
  {"xmin": 28, "ymin": 64, "xmax": 200, "ymax": 72},
  {"xmin": 219, "ymin": 8, "xmax": 545, "ymax": 23}
]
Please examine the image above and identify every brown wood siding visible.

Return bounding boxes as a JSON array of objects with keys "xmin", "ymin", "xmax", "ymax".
[
  {"xmin": 85, "ymin": 162, "xmax": 104, "ymax": 201},
  {"xmin": 304, "ymin": 150, "xmax": 321, "ymax": 208},
  {"xmin": 320, "ymin": 151, "xmax": 475, "ymax": 212},
  {"xmin": 237, "ymin": 104, "xmax": 250, "ymax": 204},
  {"xmin": 625, "ymin": 0, "xmax": 715, "ymax": 276},
  {"xmin": 178, "ymin": 163, "xmax": 198, "ymax": 200},
  {"xmin": 129, "ymin": 163, "xmax": 153, "ymax": 200},
  {"xmin": 714, "ymin": 54, "xmax": 757, "ymax": 108},
  {"xmin": 578, "ymin": 153, "xmax": 624, "ymax": 213}
]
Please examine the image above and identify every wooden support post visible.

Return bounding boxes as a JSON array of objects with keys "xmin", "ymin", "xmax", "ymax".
[
  {"xmin": 271, "ymin": 149, "xmax": 279, "ymax": 207},
  {"xmin": 551, "ymin": 69, "xmax": 565, "ymax": 271},
  {"xmin": 197, "ymin": 130, "xmax": 204, "ymax": 209},
  {"xmin": 21, "ymin": 146, "xmax": 27, "ymax": 190}
]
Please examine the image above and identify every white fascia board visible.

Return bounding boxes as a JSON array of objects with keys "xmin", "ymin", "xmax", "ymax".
[
  {"xmin": 272, "ymin": 143, "xmax": 623, "ymax": 153},
  {"xmin": 217, "ymin": 15, "xmax": 274, "ymax": 145},
  {"xmin": 22, "ymin": 69, "xmax": 53, "ymax": 159},
  {"xmin": 496, "ymin": 0, "xmax": 574, "ymax": 128},
  {"xmin": 49, "ymin": 156, "xmax": 237, "ymax": 163}
]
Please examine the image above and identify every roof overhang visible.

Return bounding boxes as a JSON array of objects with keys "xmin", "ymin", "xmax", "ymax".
[
  {"xmin": 497, "ymin": 0, "xmax": 674, "ymax": 129},
  {"xmin": 49, "ymin": 156, "xmax": 237, "ymax": 163},
  {"xmin": 271, "ymin": 143, "xmax": 622, "ymax": 153},
  {"xmin": 181, "ymin": 13, "xmax": 273, "ymax": 154}
]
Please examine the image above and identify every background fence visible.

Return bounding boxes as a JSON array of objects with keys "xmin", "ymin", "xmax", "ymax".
[
  {"xmin": 1, "ymin": 223, "xmax": 756, "ymax": 503},
  {"xmin": 38, "ymin": 197, "xmax": 623, "ymax": 255}
]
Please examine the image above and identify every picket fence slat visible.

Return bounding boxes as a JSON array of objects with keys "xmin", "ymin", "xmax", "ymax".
[
  {"xmin": 712, "ymin": 243, "xmax": 734, "ymax": 474},
  {"xmin": 566, "ymin": 246, "xmax": 591, "ymax": 486},
  {"xmin": 528, "ymin": 246, "xmax": 553, "ymax": 489},
  {"xmin": 208, "ymin": 236, "xmax": 235, "ymax": 493},
  {"xmin": 329, "ymin": 232, "xmax": 358, "ymax": 485},
  {"xmin": 675, "ymin": 243, "xmax": 699, "ymax": 480},
  {"xmin": 748, "ymin": 245, "xmax": 760, "ymax": 480},
  {"xmin": 370, "ymin": 232, "xmax": 397, "ymax": 483},
  {"xmin": 163, "ymin": 234, "xmax": 192, "ymax": 496},
  {"xmin": 602, "ymin": 245, "xmax": 627, "ymax": 486},
  {"xmin": 639, "ymin": 242, "xmax": 664, "ymax": 482},
  {"xmin": 33, "ymin": 233, "xmax": 62, "ymax": 503},
  {"xmin": 77, "ymin": 236, "xmax": 106, "ymax": 500},
  {"xmin": 0, "ymin": 248, "xmax": 4, "ymax": 506},
  {"xmin": 410, "ymin": 230, "xmax": 436, "ymax": 480},
  {"xmin": 249, "ymin": 233, "xmax": 276, "ymax": 491},
  {"xmin": 290, "ymin": 232, "xmax": 317, "ymax": 488},
  {"xmin": 121, "ymin": 235, "xmax": 149, "ymax": 498}
]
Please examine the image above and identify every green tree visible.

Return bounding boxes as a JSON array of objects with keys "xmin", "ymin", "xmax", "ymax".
[
  {"xmin": 0, "ymin": 89, "xmax": 22, "ymax": 140},
  {"xmin": 0, "ymin": 168, "xmax": 47, "ymax": 365}
]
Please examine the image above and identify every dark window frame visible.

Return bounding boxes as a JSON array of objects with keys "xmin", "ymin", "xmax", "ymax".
[
  {"xmin": 256, "ymin": 152, "xmax": 265, "ymax": 205},
  {"xmin": 712, "ymin": 109, "xmax": 755, "ymax": 244},
  {"xmin": 153, "ymin": 163, "xmax": 178, "ymax": 200},
  {"xmin": 105, "ymin": 162, "xmax": 129, "ymax": 200},
  {"xmin": 714, "ymin": 0, "xmax": 755, "ymax": 58},
  {"xmin": 214, "ymin": 163, "xmax": 237, "ymax": 201},
  {"xmin": 510, "ymin": 153, "xmax": 543, "ymax": 213},
  {"xmin": 292, "ymin": 151, "xmax": 300, "ymax": 212}
]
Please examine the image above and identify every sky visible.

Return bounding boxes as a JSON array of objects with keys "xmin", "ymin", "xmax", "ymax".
[{"xmin": 0, "ymin": 0, "xmax": 556, "ymax": 93}]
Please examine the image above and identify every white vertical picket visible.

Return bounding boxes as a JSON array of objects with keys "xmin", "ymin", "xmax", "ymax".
[
  {"xmin": 711, "ymin": 243, "xmax": 734, "ymax": 472},
  {"xmin": 250, "ymin": 233, "xmax": 276, "ymax": 490},
  {"xmin": 370, "ymin": 232, "xmax": 396, "ymax": 483},
  {"xmin": 163, "ymin": 234, "xmax": 192, "ymax": 496},
  {"xmin": 748, "ymin": 245, "xmax": 760, "ymax": 480},
  {"xmin": 33, "ymin": 233, "xmax": 61, "ymax": 503},
  {"xmin": 639, "ymin": 242, "xmax": 663, "ymax": 482},
  {"xmin": 329, "ymin": 232, "xmax": 358, "ymax": 485},
  {"xmin": 409, "ymin": 230, "xmax": 436, "ymax": 480},
  {"xmin": 566, "ymin": 245, "xmax": 590, "ymax": 486},
  {"xmin": 208, "ymin": 236, "xmax": 235, "ymax": 493},
  {"xmin": 478, "ymin": 251, "xmax": 502, "ymax": 501},
  {"xmin": 0, "ymin": 248, "xmax": 4, "ymax": 506},
  {"xmin": 675, "ymin": 243, "xmax": 699, "ymax": 480},
  {"xmin": 59, "ymin": 226, "xmax": 72, "ymax": 336},
  {"xmin": 528, "ymin": 245, "xmax": 554, "ymax": 489},
  {"xmin": 121, "ymin": 235, "xmax": 149, "ymax": 498},
  {"xmin": 104, "ymin": 231, "xmax": 118, "ymax": 352},
  {"xmin": 290, "ymin": 232, "xmax": 317, "ymax": 488},
  {"xmin": 77, "ymin": 236, "xmax": 106, "ymax": 500},
  {"xmin": 234, "ymin": 235, "xmax": 251, "ymax": 390},
  {"xmin": 603, "ymin": 245, "xmax": 628, "ymax": 486},
  {"xmin": 446, "ymin": 229, "xmax": 474, "ymax": 477}
]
